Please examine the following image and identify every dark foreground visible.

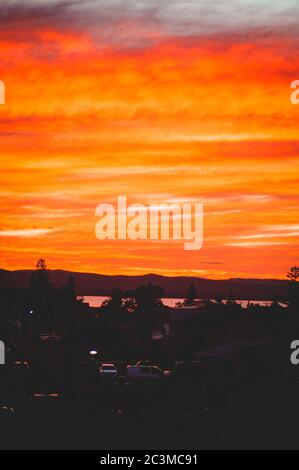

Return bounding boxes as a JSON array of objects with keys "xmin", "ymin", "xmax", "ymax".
[{"xmin": 1, "ymin": 349, "xmax": 299, "ymax": 450}]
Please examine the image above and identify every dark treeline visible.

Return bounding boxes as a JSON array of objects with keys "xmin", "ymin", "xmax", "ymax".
[{"xmin": 1, "ymin": 260, "xmax": 299, "ymax": 366}]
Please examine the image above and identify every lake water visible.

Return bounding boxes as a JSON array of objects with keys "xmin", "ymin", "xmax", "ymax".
[{"xmin": 80, "ymin": 296, "xmax": 282, "ymax": 309}]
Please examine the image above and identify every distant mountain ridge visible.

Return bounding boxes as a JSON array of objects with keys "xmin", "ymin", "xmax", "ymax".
[{"xmin": 0, "ymin": 268, "xmax": 286, "ymax": 300}]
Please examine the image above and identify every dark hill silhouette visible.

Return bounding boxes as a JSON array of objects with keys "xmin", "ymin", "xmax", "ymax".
[{"xmin": 0, "ymin": 268, "xmax": 285, "ymax": 300}]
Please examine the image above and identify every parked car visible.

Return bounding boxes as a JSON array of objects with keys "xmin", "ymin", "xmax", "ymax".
[
  {"xmin": 127, "ymin": 364, "xmax": 168, "ymax": 379},
  {"xmin": 136, "ymin": 360, "xmax": 153, "ymax": 367},
  {"xmin": 99, "ymin": 363, "xmax": 118, "ymax": 376},
  {"xmin": 31, "ymin": 382, "xmax": 60, "ymax": 401}
]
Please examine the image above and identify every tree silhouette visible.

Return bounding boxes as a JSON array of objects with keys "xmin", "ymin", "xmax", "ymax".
[
  {"xmin": 64, "ymin": 275, "xmax": 76, "ymax": 302},
  {"xmin": 36, "ymin": 258, "xmax": 47, "ymax": 271},
  {"xmin": 30, "ymin": 258, "xmax": 51, "ymax": 291},
  {"xmin": 226, "ymin": 289, "xmax": 236, "ymax": 306},
  {"xmin": 287, "ymin": 266, "xmax": 299, "ymax": 309},
  {"xmin": 215, "ymin": 294, "xmax": 224, "ymax": 305},
  {"xmin": 184, "ymin": 282, "xmax": 197, "ymax": 306},
  {"xmin": 59, "ymin": 275, "xmax": 78, "ymax": 329},
  {"xmin": 126, "ymin": 282, "xmax": 165, "ymax": 345},
  {"xmin": 30, "ymin": 259, "xmax": 53, "ymax": 329},
  {"xmin": 100, "ymin": 286, "xmax": 127, "ymax": 331}
]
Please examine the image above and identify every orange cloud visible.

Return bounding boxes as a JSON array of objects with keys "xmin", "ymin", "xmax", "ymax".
[{"xmin": 0, "ymin": 14, "xmax": 298, "ymax": 279}]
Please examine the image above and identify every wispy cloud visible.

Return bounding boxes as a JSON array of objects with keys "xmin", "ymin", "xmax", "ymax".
[
  {"xmin": 238, "ymin": 232, "xmax": 299, "ymax": 240},
  {"xmin": 226, "ymin": 241, "xmax": 287, "ymax": 247},
  {"xmin": 1, "ymin": 0, "xmax": 299, "ymax": 48},
  {"xmin": 0, "ymin": 228, "xmax": 57, "ymax": 237},
  {"xmin": 262, "ymin": 224, "xmax": 299, "ymax": 231}
]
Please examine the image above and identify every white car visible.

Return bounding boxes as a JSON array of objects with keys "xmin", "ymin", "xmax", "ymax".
[
  {"xmin": 99, "ymin": 363, "xmax": 118, "ymax": 375},
  {"xmin": 127, "ymin": 365, "xmax": 165, "ymax": 379}
]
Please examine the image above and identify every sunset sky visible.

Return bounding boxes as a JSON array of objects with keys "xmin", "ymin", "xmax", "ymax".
[{"xmin": 0, "ymin": 0, "xmax": 298, "ymax": 279}]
